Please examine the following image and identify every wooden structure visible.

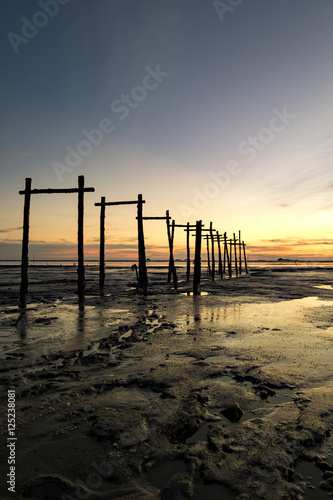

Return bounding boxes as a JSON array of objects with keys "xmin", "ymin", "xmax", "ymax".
[
  {"xmin": 137, "ymin": 211, "xmax": 178, "ymax": 289},
  {"xmin": 19, "ymin": 176, "xmax": 95, "ymax": 309},
  {"xmin": 174, "ymin": 223, "xmax": 196, "ymax": 281},
  {"xmin": 94, "ymin": 195, "xmax": 146, "ymax": 296}
]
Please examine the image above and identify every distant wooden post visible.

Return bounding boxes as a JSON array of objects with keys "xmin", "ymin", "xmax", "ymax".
[
  {"xmin": 193, "ymin": 220, "xmax": 202, "ymax": 295},
  {"xmin": 19, "ymin": 178, "xmax": 32, "ymax": 309},
  {"xmin": 225, "ymin": 232, "xmax": 231, "ymax": 278},
  {"xmin": 205, "ymin": 235, "xmax": 211, "ymax": 276},
  {"xmin": 98, "ymin": 197, "xmax": 106, "ymax": 296},
  {"xmin": 210, "ymin": 222, "xmax": 215, "ymax": 281},
  {"xmin": 186, "ymin": 222, "xmax": 190, "ymax": 280},
  {"xmin": 216, "ymin": 231, "xmax": 223, "ymax": 278},
  {"xmin": 19, "ymin": 176, "xmax": 95, "ymax": 309},
  {"xmin": 166, "ymin": 212, "xmax": 177, "ymax": 288},
  {"xmin": 137, "ymin": 194, "xmax": 148, "ymax": 295},
  {"xmin": 238, "ymin": 230, "xmax": 242, "ymax": 276},
  {"xmin": 233, "ymin": 233, "xmax": 238, "ymax": 277},
  {"xmin": 243, "ymin": 241, "xmax": 249, "ymax": 274},
  {"xmin": 229, "ymin": 238, "xmax": 233, "ymax": 277}
]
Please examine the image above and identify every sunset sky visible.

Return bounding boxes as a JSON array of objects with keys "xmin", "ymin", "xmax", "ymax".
[{"xmin": 1, "ymin": 1, "xmax": 333, "ymax": 261}]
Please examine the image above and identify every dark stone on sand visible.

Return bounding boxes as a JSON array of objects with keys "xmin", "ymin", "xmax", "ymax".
[
  {"xmin": 320, "ymin": 478, "xmax": 333, "ymax": 491},
  {"xmin": 254, "ymin": 384, "xmax": 276, "ymax": 399},
  {"xmin": 220, "ymin": 402, "xmax": 243, "ymax": 423}
]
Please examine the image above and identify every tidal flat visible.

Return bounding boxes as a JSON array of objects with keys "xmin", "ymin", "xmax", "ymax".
[{"xmin": 1, "ymin": 265, "xmax": 333, "ymax": 499}]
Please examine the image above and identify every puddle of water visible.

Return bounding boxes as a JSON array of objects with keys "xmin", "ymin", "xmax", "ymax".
[
  {"xmin": 169, "ymin": 353, "xmax": 197, "ymax": 361},
  {"xmin": 271, "ymin": 388, "xmax": 295, "ymax": 405},
  {"xmin": 144, "ymin": 459, "xmax": 186, "ymax": 489},
  {"xmin": 180, "ymin": 291, "xmax": 209, "ymax": 296},
  {"xmin": 294, "ymin": 461, "xmax": 327, "ymax": 499},
  {"xmin": 192, "ymin": 480, "xmax": 235, "ymax": 500},
  {"xmin": 314, "ymin": 285, "xmax": 333, "ymax": 290}
]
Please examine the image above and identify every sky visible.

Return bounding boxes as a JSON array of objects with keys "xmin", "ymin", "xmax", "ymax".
[{"xmin": 1, "ymin": 0, "xmax": 333, "ymax": 261}]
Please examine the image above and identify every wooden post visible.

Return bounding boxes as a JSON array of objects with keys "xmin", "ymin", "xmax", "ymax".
[
  {"xmin": 186, "ymin": 222, "xmax": 190, "ymax": 281},
  {"xmin": 78, "ymin": 175, "xmax": 85, "ymax": 309},
  {"xmin": 99, "ymin": 196, "xmax": 106, "ymax": 296},
  {"xmin": 193, "ymin": 220, "xmax": 202, "ymax": 295},
  {"xmin": 225, "ymin": 232, "xmax": 231, "ymax": 278},
  {"xmin": 166, "ymin": 212, "xmax": 177, "ymax": 288},
  {"xmin": 210, "ymin": 222, "xmax": 215, "ymax": 281},
  {"xmin": 243, "ymin": 241, "xmax": 249, "ymax": 274},
  {"xmin": 137, "ymin": 194, "xmax": 148, "ymax": 295},
  {"xmin": 233, "ymin": 233, "xmax": 238, "ymax": 277},
  {"xmin": 229, "ymin": 238, "xmax": 233, "ymax": 277},
  {"xmin": 217, "ymin": 231, "xmax": 223, "ymax": 278},
  {"xmin": 238, "ymin": 230, "xmax": 242, "ymax": 276},
  {"xmin": 206, "ymin": 236, "xmax": 211, "ymax": 276},
  {"xmin": 19, "ymin": 178, "xmax": 32, "ymax": 309},
  {"xmin": 223, "ymin": 234, "xmax": 226, "ymax": 277}
]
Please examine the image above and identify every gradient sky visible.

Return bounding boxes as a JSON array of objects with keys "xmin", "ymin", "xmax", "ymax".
[{"xmin": 1, "ymin": 0, "xmax": 333, "ymax": 261}]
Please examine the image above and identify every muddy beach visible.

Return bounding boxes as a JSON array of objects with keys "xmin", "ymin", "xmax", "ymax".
[{"xmin": 1, "ymin": 265, "xmax": 333, "ymax": 499}]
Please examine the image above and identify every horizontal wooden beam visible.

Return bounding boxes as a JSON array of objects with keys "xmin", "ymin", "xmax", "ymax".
[
  {"xmin": 95, "ymin": 200, "xmax": 145, "ymax": 206},
  {"xmin": 19, "ymin": 188, "xmax": 95, "ymax": 195},
  {"xmin": 136, "ymin": 216, "xmax": 170, "ymax": 220}
]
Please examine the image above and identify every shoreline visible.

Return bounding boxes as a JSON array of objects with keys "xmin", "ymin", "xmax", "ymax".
[{"xmin": 1, "ymin": 268, "xmax": 333, "ymax": 498}]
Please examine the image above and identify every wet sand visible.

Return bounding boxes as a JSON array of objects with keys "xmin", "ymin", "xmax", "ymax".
[{"xmin": 1, "ymin": 265, "xmax": 333, "ymax": 499}]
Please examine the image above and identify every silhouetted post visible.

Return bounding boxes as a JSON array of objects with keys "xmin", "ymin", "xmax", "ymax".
[
  {"xmin": 19, "ymin": 178, "xmax": 32, "ymax": 309},
  {"xmin": 223, "ymin": 234, "xmax": 226, "ymax": 277},
  {"xmin": 229, "ymin": 238, "xmax": 233, "ymax": 277},
  {"xmin": 243, "ymin": 241, "xmax": 248, "ymax": 274},
  {"xmin": 225, "ymin": 233, "xmax": 231, "ymax": 278},
  {"xmin": 98, "ymin": 196, "xmax": 106, "ymax": 296},
  {"xmin": 238, "ymin": 230, "xmax": 242, "ymax": 276},
  {"xmin": 186, "ymin": 222, "xmax": 190, "ymax": 281},
  {"xmin": 166, "ymin": 212, "xmax": 177, "ymax": 288},
  {"xmin": 193, "ymin": 220, "xmax": 202, "ymax": 295},
  {"xmin": 205, "ymin": 236, "xmax": 211, "ymax": 276},
  {"xmin": 210, "ymin": 222, "xmax": 215, "ymax": 281},
  {"xmin": 233, "ymin": 233, "xmax": 238, "ymax": 277},
  {"xmin": 137, "ymin": 194, "xmax": 148, "ymax": 295},
  {"xmin": 216, "ymin": 231, "xmax": 223, "ymax": 278},
  {"xmin": 78, "ymin": 175, "xmax": 85, "ymax": 309}
]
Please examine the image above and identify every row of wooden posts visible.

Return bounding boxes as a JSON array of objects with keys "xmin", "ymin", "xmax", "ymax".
[{"xmin": 18, "ymin": 175, "xmax": 248, "ymax": 309}]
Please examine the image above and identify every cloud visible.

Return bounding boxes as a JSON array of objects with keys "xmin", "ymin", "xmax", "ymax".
[{"xmin": 0, "ymin": 227, "xmax": 22, "ymax": 233}]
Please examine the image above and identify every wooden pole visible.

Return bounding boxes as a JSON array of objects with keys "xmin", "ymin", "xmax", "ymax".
[
  {"xmin": 229, "ymin": 238, "xmax": 233, "ymax": 277},
  {"xmin": 206, "ymin": 236, "xmax": 211, "ymax": 276},
  {"xmin": 171, "ymin": 219, "xmax": 178, "ymax": 288},
  {"xmin": 217, "ymin": 231, "xmax": 223, "ymax": 278},
  {"xmin": 238, "ymin": 230, "xmax": 242, "ymax": 276},
  {"xmin": 78, "ymin": 175, "xmax": 85, "ymax": 309},
  {"xmin": 223, "ymin": 234, "xmax": 226, "ymax": 277},
  {"xmin": 193, "ymin": 220, "xmax": 202, "ymax": 295},
  {"xmin": 19, "ymin": 178, "xmax": 32, "ymax": 309},
  {"xmin": 166, "ymin": 212, "xmax": 177, "ymax": 288},
  {"xmin": 225, "ymin": 232, "xmax": 231, "ymax": 278},
  {"xmin": 137, "ymin": 194, "xmax": 148, "ymax": 295},
  {"xmin": 167, "ymin": 211, "xmax": 172, "ymax": 283},
  {"xmin": 186, "ymin": 222, "xmax": 190, "ymax": 281},
  {"xmin": 99, "ymin": 196, "xmax": 105, "ymax": 296},
  {"xmin": 210, "ymin": 222, "xmax": 215, "ymax": 281},
  {"xmin": 233, "ymin": 233, "xmax": 238, "ymax": 277},
  {"xmin": 243, "ymin": 241, "xmax": 249, "ymax": 274}
]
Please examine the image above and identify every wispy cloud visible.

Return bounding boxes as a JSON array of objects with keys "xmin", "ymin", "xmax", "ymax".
[{"xmin": 0, "ymin": 227, "xmax": 22, "ymax": 233}]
